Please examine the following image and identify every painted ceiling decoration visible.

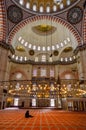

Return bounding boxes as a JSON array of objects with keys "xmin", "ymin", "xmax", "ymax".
[
  {"xmin": 7, "ymin": 5, "xmax": 23, "ymax": 23},
  {"xmin": 7, "ymin": 0, "xmax": 83, "ymax": 65},
  {"xmin": 67, "ymin": 6, "xmax": 83, "ymax": 24},
  {"xmin": 29, "ymin": 50, "xmax": 35, "ymax": 56},
  {"xmin": 16, "ymin": 45, "xmax": 25, "ymax": 52},
  {"xmin": 53, "ymin": 50, "xmax": 59, "ymax": 56},
  {"xmin": 63, "ymin": 47, "xmax": 73, "ymax": 53},
  {"xmin": 7, "ymin": 12, "xmax": 81, "ymax": 63},
  {"xmin": 32, "ymin": 24, "xmax": 57, "ymax": 35},
  {"xmin": 12, "ymin": 0, "xmax": 80, "ymax": 14},
  {"xmin": 8, "ymin": 15, "xmax": 81, "ymax": 47}
]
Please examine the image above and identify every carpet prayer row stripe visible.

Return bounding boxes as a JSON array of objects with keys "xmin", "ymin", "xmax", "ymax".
[{"xmin": 0, "ymin": 109, "xmax": 86, "ymax": 130}]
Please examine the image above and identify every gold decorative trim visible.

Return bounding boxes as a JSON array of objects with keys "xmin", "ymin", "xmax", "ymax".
[
  {"xmin": 63, "ymin": 47, "xmax": 73, "ymax": 53},
  {"xmin": 16, "ymin": 45, "xmax": 25, "ymax": 52},
  {"xmin": 32, "ymin": 24, "xmax": 56, "ymax": 35}
]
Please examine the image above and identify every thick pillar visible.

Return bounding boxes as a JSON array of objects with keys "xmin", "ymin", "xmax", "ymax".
[
  {"xmin": 0, "ymin": 48, "xmax": 9, "ymax": 81},
  {"xmin": 0, "ymin": 44, "xmax": 13, "ymax": 82}
]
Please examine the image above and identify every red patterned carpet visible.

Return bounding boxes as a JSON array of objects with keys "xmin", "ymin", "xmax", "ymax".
[{"xmin": 0, "ymin": 109, "xmax": 86, "ymax": 130}]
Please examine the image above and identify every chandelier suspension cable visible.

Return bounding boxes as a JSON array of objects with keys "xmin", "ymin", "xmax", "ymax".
[
  {"xmin": 45, "ymin": 16, "xmax": 48, "ymax": 62},
  {"xmin": 50, "ymin": 15, "xmax": 53, "ymax": 58},
  {"xmin": 49, "ymin": 11, "xmax": 53, "ymax": 72}
]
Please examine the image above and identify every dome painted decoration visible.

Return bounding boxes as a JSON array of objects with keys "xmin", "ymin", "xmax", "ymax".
[
  {"xmin": 16, "ymin": 45, "xmax": 25, "ymax": 52},
  {"xmin": 7, "ymin": 5, "xmax": 23, "ymax": 23},
  {"xmin": 29, "ymin": 50, "xmax": 35, "ymax": 56},
  {"xmin": 53, "ymin": 50, "xmax": 59, "ymax": 56},
  {"xmin": 63, "ymin": 47, "xmax": 73, "ymax": 53},
  {"xmin": 32, "ymin": 24, "xmax": 56, "ymax": 35},
  {"xmin": 67, "ymin": 6, "xmax": 83, "ymax": 24}
]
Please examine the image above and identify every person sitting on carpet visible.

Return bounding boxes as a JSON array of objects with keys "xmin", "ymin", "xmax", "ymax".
[{"xmin": 25, "ymin": 110, "xmax": 33, "ymax": 118}]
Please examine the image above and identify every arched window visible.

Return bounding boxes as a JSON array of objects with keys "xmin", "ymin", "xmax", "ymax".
[
  {"xmin": 14, "ymin": 98, "xmax": 19, "ymax": 106},
  {"xmin": 60, "ymin": 3, "xmax": 64, "ymax": 9},
  {"xmin": 19, "ymin": 0, "xmax": 24, "ymax": 5},
  {"xmin": 53, "ymin": 5, "xmax": 57, "ymax": 11},
  {"xmin": 33, "ymin": 69, "xmax": 37, "ymax": 77},
  {"xmin": 32, "ymin": 99, "xmax": 36, "ymax": 106},
  {"xmin": 33, "ymin": 45, "xmax": 36, "ymax": 50},
  {"xmin": 33, "ymin": 4, "xmax": 37, "ymax": 11},
  {"xmin": 37, "ymin": 46, "xmax": 41, "ymax": 51},
  {"xmin": 67, "ymin": 0, "xmax": 71, "ymax": 6},
  {"xmin": 41, "ymin": 55, "xmax": 46, "ymax": 62},
  {"xmin": 50, "ymin": 69, "xmax": 54, "ymax": 77},
  {"xmin": 42, "ymin": 46, "xmax": 46, "ymax": 51},
  {"xmin": 41, "ymin": 68, "xmax": 46, "ymax": 77},
  {"xmin": 47, "ymin": 46, "xmax": 50, "ymax": 51},
  {"xmin": 26, "ymin": 2, "xmax": 30, "ymax": 9},
  {"xmin": 40, "ymin": 5, "xmax": 44, "ymax": 12},
  {"xmin": 52, "ymin": 45, "xmax": 55, "ymax": 50},
  {"xmin": 50, "ymin": 99, "xmax": 55, "ymax": 107},
  {"xmin": 46, "ymin": 5, "xmax": 50, "ymax": 12}
]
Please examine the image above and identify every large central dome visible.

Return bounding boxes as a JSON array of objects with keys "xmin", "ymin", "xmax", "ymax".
[{"xmin": 12, "ymin": 0, "xmax": 80, "ymax": 14}]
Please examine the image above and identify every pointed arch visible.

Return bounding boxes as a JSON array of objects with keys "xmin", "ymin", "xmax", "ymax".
[{"xmin": 0, "ymin": 0, "xmax": 6, "ymax": 41}]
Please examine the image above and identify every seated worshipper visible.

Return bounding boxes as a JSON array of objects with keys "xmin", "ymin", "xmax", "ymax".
[{"xmin": 25, "ymin": 110, "xmax": 33, "ymax": 118}]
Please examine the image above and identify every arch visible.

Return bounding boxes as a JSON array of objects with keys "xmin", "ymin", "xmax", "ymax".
[
  {"xmin": 9, "ymin": 70, "xmax": 28, "ymax": 80},
  {"xmin": 8, "ymin": 15, "xmax": 81, "ymax": 46},
  {"xmin": 0, "ymin": 0, "xmax": 6, "ymax": 41},
  {"xmin": 60, "ymin": 70, "xmax": 78, "ymax": 79}
]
